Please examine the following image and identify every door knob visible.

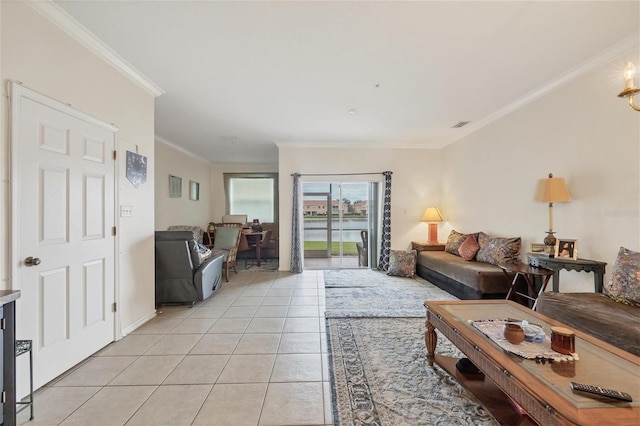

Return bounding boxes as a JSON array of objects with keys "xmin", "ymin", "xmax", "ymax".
[{"xmin": 24, "ymin": 257, "xmax": 41, "ymax": 267}]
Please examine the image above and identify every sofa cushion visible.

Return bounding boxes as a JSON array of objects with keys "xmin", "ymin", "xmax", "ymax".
[
  {"xmin": 417, "ymin": 250, "xmax": 511, "ymax": 295},
  {"xmin": 476, "ymin": 232, "xmax": 521, "ymax": 265},
  {"xmin": 445, "ymin": 230, "xmax": 473, "ymax": 256},
  {"xmin": 536, "ymin": 292, "xmax": 640, "ymax": 356},
  {"xmin": 605, "ymin": 246, "xmax": 640, "ymax": 307},
  {"xmin": 458, "ymin": 235, "xmax": 480, "ymax": 261},
  {"xmin": 387, "ymin": 250, "xmax": 417, "ymax": 278}
]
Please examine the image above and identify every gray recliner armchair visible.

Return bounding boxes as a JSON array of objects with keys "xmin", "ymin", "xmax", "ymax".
[{"xmin": 155, "ymin": 231, "xmax": 224, "ymax": 306}]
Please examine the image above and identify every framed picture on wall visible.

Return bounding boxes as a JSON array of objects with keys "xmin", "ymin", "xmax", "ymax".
[
  {"xmin": 554, "ymin": 239, "xmax": 578, "ymax": 260},
  {"xmin": 189, "ymin": 180, "xmax": 200, "ymax": 201},
  {"xmin": 169, "ymin": 175, "xmax": 182, "ymax": 198},
  {"xmin": 126, "ymin": 151, "xmax": 147, "ymax": 188}
]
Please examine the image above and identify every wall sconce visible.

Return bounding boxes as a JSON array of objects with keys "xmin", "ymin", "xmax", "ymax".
[
  {"xmin": 537, "ymin": 173, "xmax": 572, "ymax": 256},
  {"xmin": 617, "ymin": 62, "xmax": 640, "ymax": 111},
  {"xmin": 421, "ymin": 206, "xmax": 443, "ymax": 244}
]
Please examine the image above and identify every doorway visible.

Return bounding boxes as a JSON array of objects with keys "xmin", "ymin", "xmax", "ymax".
[
  {"xmin": 11, "ymin": 83, "xmax": 117, "ymax": 394},
  {"xmin": 302, "ymin": 182, "xmax": 374, "ymax": 269}
]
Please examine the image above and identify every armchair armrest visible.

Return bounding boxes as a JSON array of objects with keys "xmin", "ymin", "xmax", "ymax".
[{"xmin": 194, "ymin": 253, "xmax": 224, "ymax": 300}]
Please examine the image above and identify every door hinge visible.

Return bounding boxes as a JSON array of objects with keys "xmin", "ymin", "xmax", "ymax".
[
  {"xmin": 0, "ymin": 318, "xmax": 5, "ymax": 330},
  {"xmin": 112, "ymin": 302, "xmax": 117, "ymax": 313},
  {"xmin": 113, "ymin": 150, "xmax": 117, "ymax": 160},
  {"xmin": 1, "ymin": 391, "xmax": 6, "ymax": 403},
  {"xmin": 112, "ymin": 226, "xmax": 116, "ymax": 236}
]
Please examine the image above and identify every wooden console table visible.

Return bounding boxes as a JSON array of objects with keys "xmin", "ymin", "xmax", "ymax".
[{"xmin": 527, "ymin": 253, "xmax": 607, "ymax": 293}]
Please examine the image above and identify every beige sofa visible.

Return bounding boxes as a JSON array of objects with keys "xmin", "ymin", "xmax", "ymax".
[
  {"xmin": 534, "ymin": 246, "xmax": 640, "ymax": 356},
  {"xmin": 415, "ymin": 246, "xmax": 512, "ymax": 299},
  {"xmin": 414, "ymin": 230, "xmax": 522, "ymax": 299},
  {"xmin": 536, "ymin": 292, "xmax": 640, "ymax": 356}
]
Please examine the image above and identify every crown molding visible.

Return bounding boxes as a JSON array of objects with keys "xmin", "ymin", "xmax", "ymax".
[
  {"xmin": 26, "ymin": 0, "xmax": 164, "ymax": 97},
  {"xmin": 274, "ymin": 140, "xmax": 439, "ymax": 150},
  {"xmin": 443, "ymin": 32, "xmax": 640, "ymax": 146},
  {"xmin": 155, "ymin": 135, "xmax": 213, "ymax": 165}
]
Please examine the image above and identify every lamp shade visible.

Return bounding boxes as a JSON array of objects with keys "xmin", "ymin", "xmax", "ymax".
[
  {"xmin": 540, "ymin": 174, "xmax": 572, "ymax": 203},
  {"xmin": 422, "ymin": 206, "xmax": 444, "ymax": 222}
]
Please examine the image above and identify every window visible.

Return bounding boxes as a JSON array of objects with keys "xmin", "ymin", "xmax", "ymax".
[{"xmin": 224, "ymin": 173, "xmax": 278, "ymax": 223}]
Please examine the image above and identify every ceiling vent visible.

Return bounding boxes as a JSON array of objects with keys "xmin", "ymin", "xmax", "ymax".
[{"xmin": 451, "ymin": 121, "xmax": 471, "ymax": 128}]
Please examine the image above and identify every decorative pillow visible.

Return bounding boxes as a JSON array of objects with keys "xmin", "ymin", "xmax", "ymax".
[
  {"xmin": 476, "ymin": 232, "xmax": 521, "ymax": 265},
  {"xmin": 458, "ymin": 235, "xmax": 480, "ymax": 261},
  {"xmin": 387, "ymin": 250, "xmax": 417, "ymax": 278},
  {"xmin": 188, "ymin": 238, "xmax": 203, "ymax": 268},
  {"xmin": 605, "ymin": 246, "xmax": 640, "ymax": 307},
  {"xmin": 196, "ymin": 241, "xmax": 213, "ymax": 264},
  {"xmin": 445, "ymin": 230, "xmax": 472, "ymax": 256}
]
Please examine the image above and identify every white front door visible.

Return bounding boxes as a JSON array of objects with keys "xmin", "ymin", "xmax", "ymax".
[{"xmin": 11, "ymin": 83, "xmax": 117, "ymax": 392}]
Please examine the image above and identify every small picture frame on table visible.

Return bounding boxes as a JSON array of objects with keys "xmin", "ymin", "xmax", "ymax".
[{"xmin": 554, "ymin": 239, "xmax": 578, "ymax": 260}]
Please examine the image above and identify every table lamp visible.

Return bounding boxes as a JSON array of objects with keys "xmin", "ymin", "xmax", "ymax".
[
  {"xmin": 538, "ymin": 173, "xmax": 572, "ymax": 256},
  {"xmin": 422, "ymin": 207, "xmax": 444, "ymax": 244}
]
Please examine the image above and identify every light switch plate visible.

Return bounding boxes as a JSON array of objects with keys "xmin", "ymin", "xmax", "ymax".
[{"xmin": 120, "ymin": 205, "xmax": 133, "ymax": 217}]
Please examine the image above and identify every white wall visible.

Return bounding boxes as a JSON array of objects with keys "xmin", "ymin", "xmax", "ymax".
[
  {"xmin": 1, "ymin": 2, "xmax": 156, "ymax": 335},
  {"xmin": 155, "ymin": 137, "xmax": 213, "ymax": 231},
  {"xmin": 278, "ymin": 147, "xmax": 442, "ymax": 268},
  {"xmin": 441, "ymin": 53, "xmax": 640, "ymax": 292}
]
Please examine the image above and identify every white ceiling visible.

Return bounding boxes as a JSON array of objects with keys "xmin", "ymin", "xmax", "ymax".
[{"xmin": 52, "ymin": 1, "xmax": 639, "ymax": 164}]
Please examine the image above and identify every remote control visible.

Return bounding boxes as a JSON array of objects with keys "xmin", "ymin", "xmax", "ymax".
[{"xmin": 570, "ymin": 382, "xmax": 633, "ymax": 402}]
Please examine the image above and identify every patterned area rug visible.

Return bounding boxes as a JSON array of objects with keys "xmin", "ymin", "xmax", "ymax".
[
  {"xmin": 238, "ymin": 260, "xmax": 279, "ymax": 272},
  {"xmin": 324, "ymin": 269, "xmax": 498, "ymax": 425},
  {"xmin": 324, "ymin": 269, "xmax": 455, "ymax": 318}
]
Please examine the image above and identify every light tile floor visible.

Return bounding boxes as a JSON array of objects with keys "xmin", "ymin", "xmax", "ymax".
[{"xmin": 18, "ymin": 270, "xmax": 332, "ymax": 426}]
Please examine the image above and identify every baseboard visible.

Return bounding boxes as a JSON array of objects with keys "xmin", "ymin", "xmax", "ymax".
[{"xmin": 120, "ymin": 309, "xmax": 157, "ymax": 337}]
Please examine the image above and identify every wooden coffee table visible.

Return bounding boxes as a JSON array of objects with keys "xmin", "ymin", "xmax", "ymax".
[{"xmin": 424, "ymin": 300, "xmax": 640, "ymax": 426}]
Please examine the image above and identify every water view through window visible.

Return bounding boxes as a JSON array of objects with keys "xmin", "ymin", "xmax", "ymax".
[{"xmin": 303, "ymin": 182, "xmax": 371, "ymax": 268}]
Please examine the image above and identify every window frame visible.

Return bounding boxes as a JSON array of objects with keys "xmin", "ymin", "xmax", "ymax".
[{"xmin": 223, "ymin": 172, "xmax": 279, "ymax": 223}]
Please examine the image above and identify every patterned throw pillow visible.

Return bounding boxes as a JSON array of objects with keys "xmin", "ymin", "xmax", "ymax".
[
  {"xmin": 196, "ymin": 241, "xmax": 213, "ymax": 264},
  {"xmin": 605, "ymin": 246, "xmax": 640, "ymax": 307},
  {"xmin": 188, "ymin": 239, "xmax": 213, "ymax": 268},
  {"xmin": 458, "ymin": 235, "xmax": 480, "ymax": 261},
  {"xmin": 476, "ymin": 232, "xmax": 521, "ymax": 265},
  {"xmin": 188, "ymin": 238, "xmax": 203, "ymax": 268},
  {"xmin": 445, "ymin": 230, "xmax": 472, "ymax": 256},
  {"xmin": 387, "ymin": 250, "xmax": 417, "ymax": 278}
]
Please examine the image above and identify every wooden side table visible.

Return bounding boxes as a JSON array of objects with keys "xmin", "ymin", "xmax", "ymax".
[
  {"xmin": 498, "ymin": 262, "xmax": 553, "ymax": 310},
  {"xmin": 527, "ymin": 253, "xmax": 607, "ymax": 293},
  {"xmin": 411, "ymin": 241, "xmax": 445, "ymax": 252}
]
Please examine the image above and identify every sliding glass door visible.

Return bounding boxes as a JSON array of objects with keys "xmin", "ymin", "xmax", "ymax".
[{"xmin": 302, "ymin": 182, "xmax": 373, "ymax": 269}]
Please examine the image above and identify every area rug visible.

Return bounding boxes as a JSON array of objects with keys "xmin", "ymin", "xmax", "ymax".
[
  {"xmin": 327, "ymin": 316, "xmax": 499, "ymax": 426},
  {"xmin": 238, "ymin": 260, "xmax": 279, "ymax": 272},
  {"xmin": 324, "ymin": 269, "xmax": 498, "ymax": 425},
  {"xmin": 324, "ymin": 269, "xmax": 455, "ymax": 318}
]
